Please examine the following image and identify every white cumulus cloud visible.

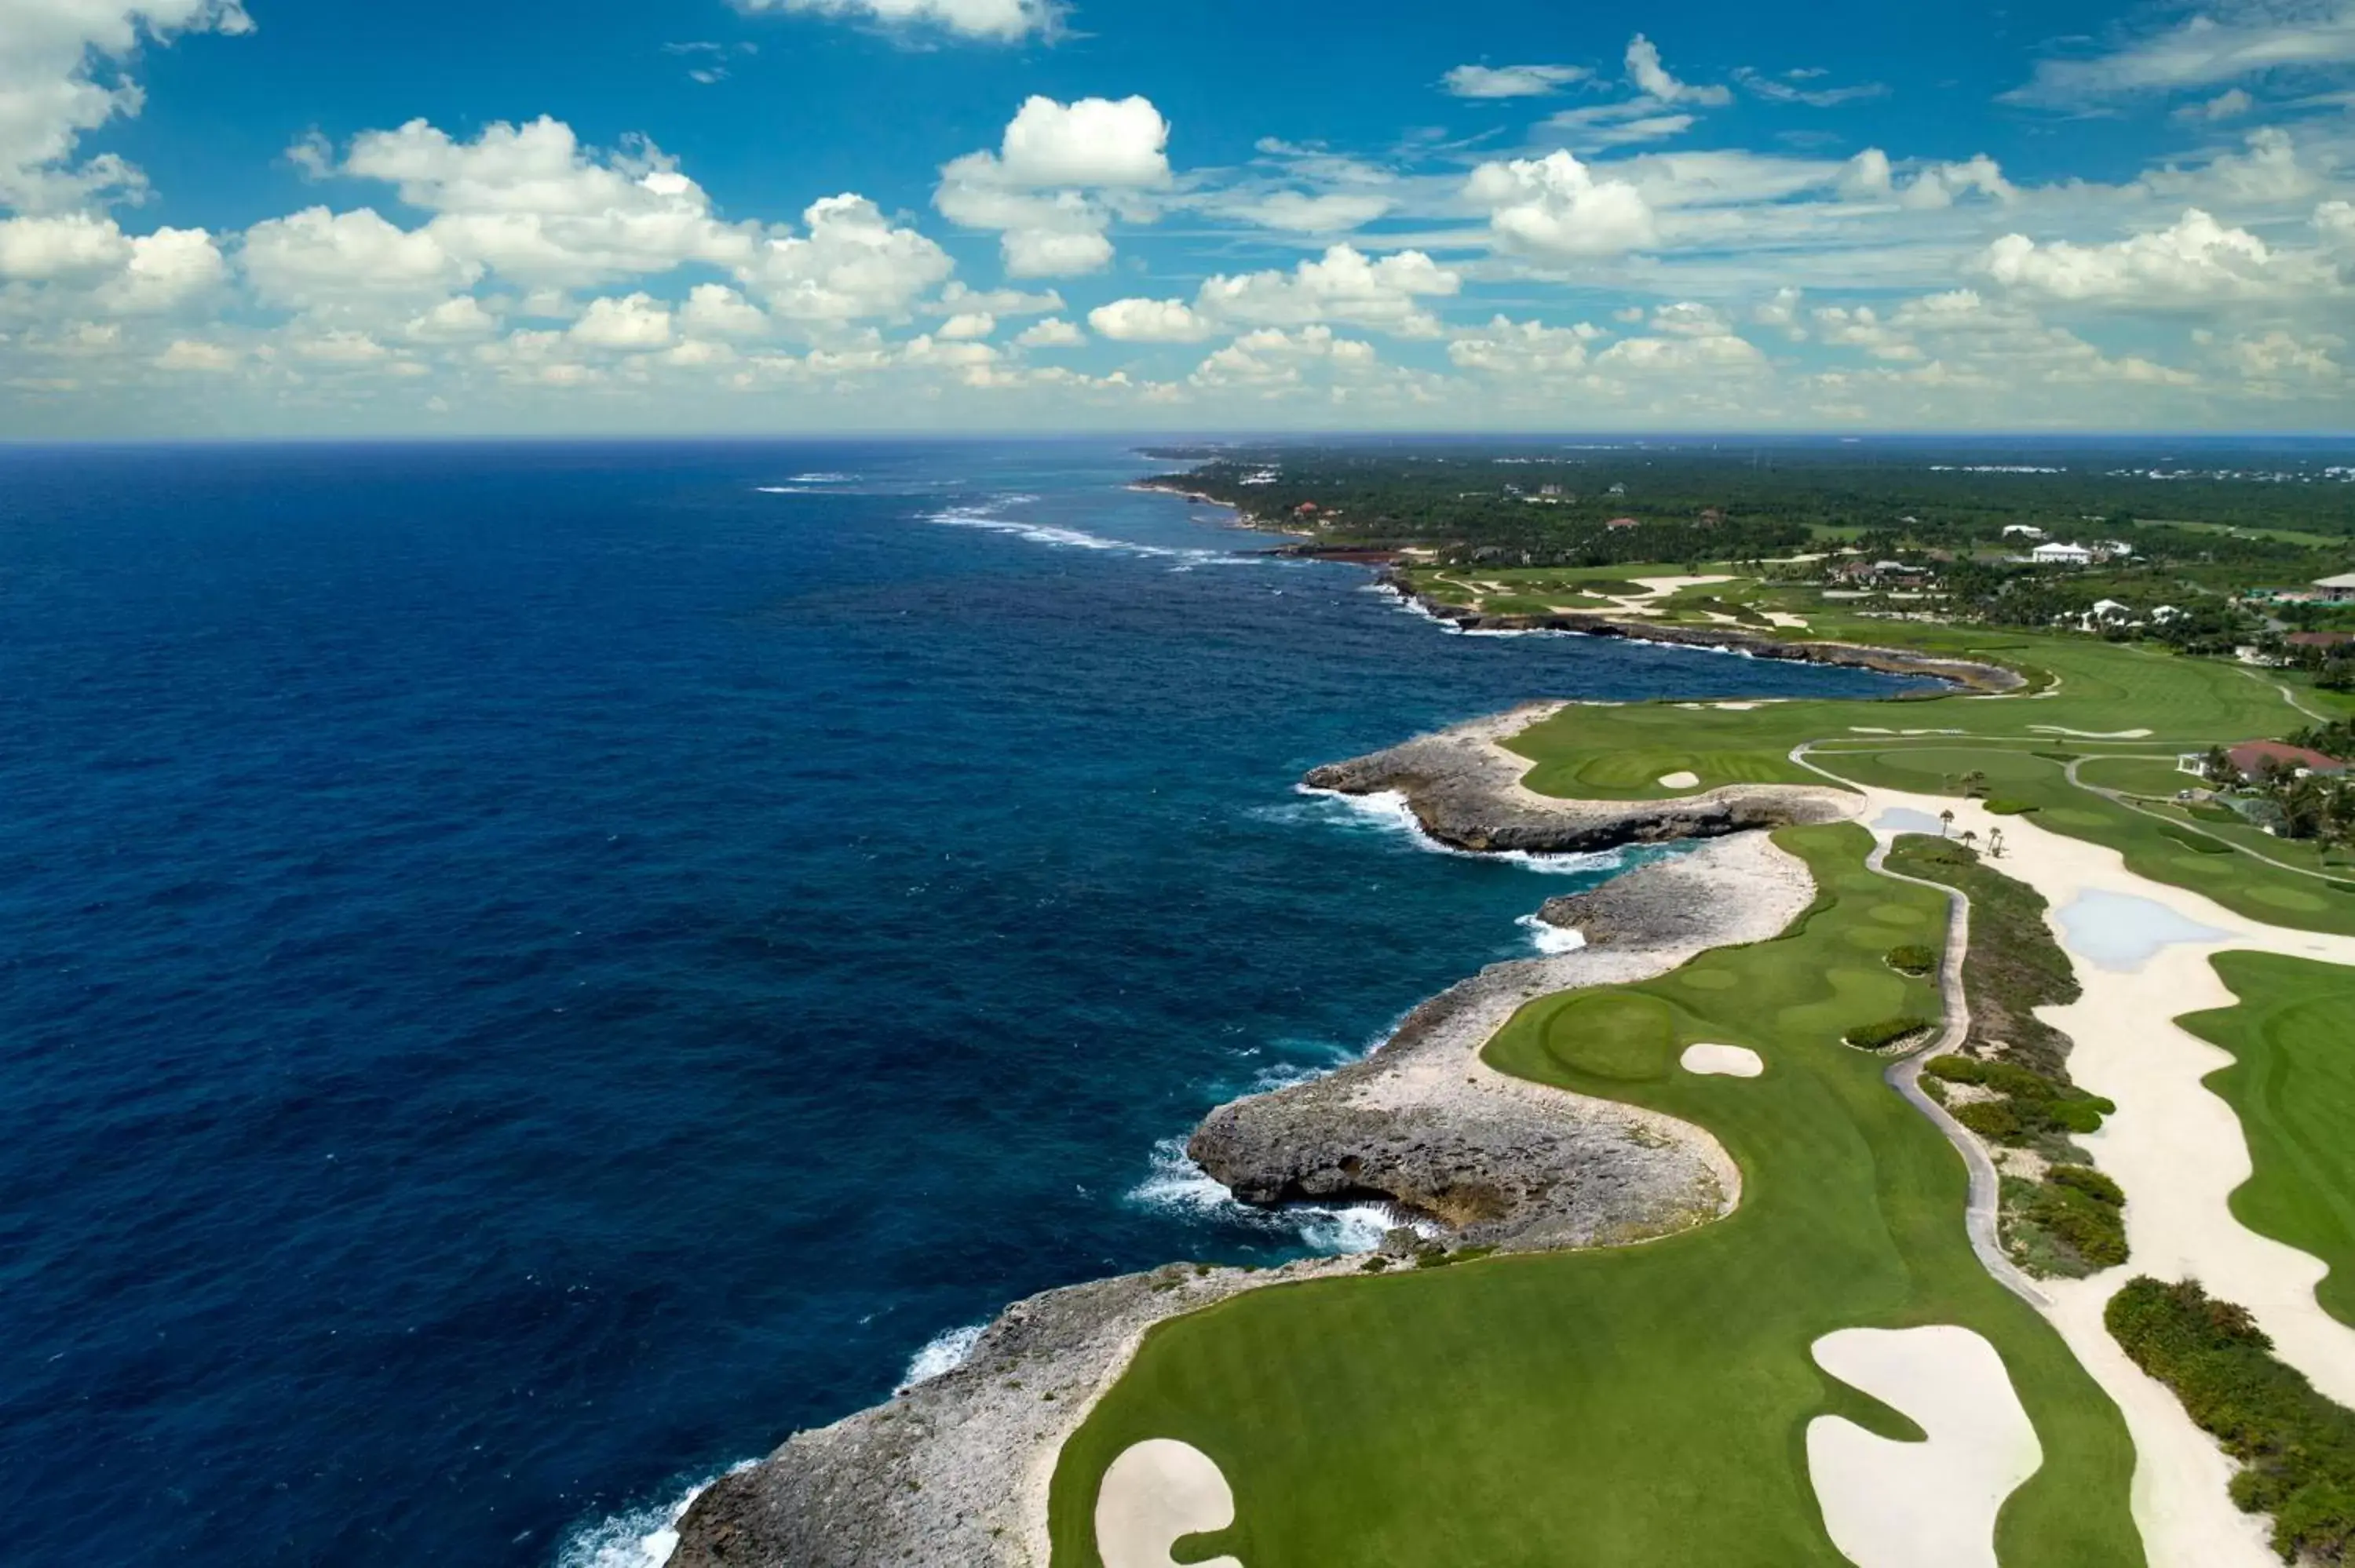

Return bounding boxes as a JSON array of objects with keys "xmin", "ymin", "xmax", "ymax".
[
  {"xmin": 1087, "ymin": 297, "xmax": 1210, "ymax": 341},
  {"xmin": 569, "ymin": 292, "xmax": 674, "ymax": 349},
  {"xmin": 1981, "ymin": 208, "xmax": 2335, "ymax": 303},
  {"xmin": 240, "ymin": 206, "xmax": 479, "ymax": 306},
  {"xmin": 735, "ymin": 194, "xmax": 951, "ymax": 322},
  {"xmin": 0, "ymin": 0, "xmax": 253, "ymax": 208},
  {"xmin": 1014, "ymin": 315, "xmax": 1084, "ymax": 347},
  {"xmin": 935, "ymin": 95, "xmax": 1169, "ymax": 276},
  {"xmin": 329, "ymin": 117, "xmax": 758, "ymax": 289},
  {"xmin": 1466, "ymin": 150, "xmax": 1657, "ymax": 262}
]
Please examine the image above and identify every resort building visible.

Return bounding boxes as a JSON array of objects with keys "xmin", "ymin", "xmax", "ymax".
[
  {"xmin": 2225, "ymin": 741, "xmax": 2350, "ymax": 781},
  {"xmin": 2317, "ymin": 572, "xmax": 2355, "ymax": 603},
  {"xmin": 2031, "ymin": 542, "xmax": 2095, "ymax": 566}
]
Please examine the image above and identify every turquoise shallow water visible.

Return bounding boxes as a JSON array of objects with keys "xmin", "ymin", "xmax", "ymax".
[{"xmin": 0, "ymin": 439, "xmax": 1919, "ymax": 1565}]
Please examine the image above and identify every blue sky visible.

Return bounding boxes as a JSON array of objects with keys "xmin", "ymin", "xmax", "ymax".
[{"xmin": 3, "ymin": 0, "xmax": 2353, "ymax": 434}]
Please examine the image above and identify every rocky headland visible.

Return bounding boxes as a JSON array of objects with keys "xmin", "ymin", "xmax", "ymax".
[
  {"xmin": 1303, "ymin": 702, "xmax": 1857, "ymax": 855},
  {"xmin": 670, "ymin": 711, "xmax": 1852, "ymax": 1568}
]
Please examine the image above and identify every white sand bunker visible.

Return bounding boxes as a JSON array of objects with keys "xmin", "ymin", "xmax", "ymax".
[
  {"xmin": 1659, "ymin": 771, "xmax": 1702, "ymax": 789},
  {"xmin": 2031, "ymin": 726, "xmax": 2154, "ymax": 739},
  {"xmin": 1807, "ymin": 1326, "xmax": 2042, "ymax": 1568},
  {"xmin": 1096, "ymin": 1439, "xmax": 1243, "ymax": 1568},
  {"xmin": 1681, "ymin": 1044, "xmax": 1764, "ymax": 1078},
  {"xmin": 2055, "ymin": 890, "xmax": 2229, "ymax": 974}
]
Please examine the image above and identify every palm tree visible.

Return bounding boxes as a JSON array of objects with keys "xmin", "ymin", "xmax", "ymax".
[
  {"xmin": 1939, "ymin": 808, "xmax": 1956, "ymax": 838},
  {"xmin": 1959, "ymin": 830, "xmax": 1980, "ymax": 852},
  {"xmin": 1988, "ymin": 826, "xmax": 2006, "ymax": 859}
]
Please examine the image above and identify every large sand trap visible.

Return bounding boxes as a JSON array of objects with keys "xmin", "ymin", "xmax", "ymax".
[
  {"xmin": 2030, "ymin": 726, "xmax": 2155, "ymax": 738},
  {"xmin": 1681, "ymin": 1043, "xmax": 1764, "ymax": 1078},
  {"xmin": 1094, "ymin": 1440, "xmax": 1243, "ymax": 1568},
  {"xmin": 1630, "ymin": 574, "xmax": 1736, "ymax": 597},
  {"xmin": 1849, "ymin": 780, "xmax": 2355, "ymax": 1565},
  {"xmin": 1658, "ymin": 771, "xmax": 1701, "ymax": 789},
  {"xmin": 1807, "ymin": 1326, "xmax": 2042, "ymax": 1568}
]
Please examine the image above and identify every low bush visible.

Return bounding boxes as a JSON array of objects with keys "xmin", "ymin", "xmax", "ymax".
[
  {"xmin": 1886, "ymin": 943, "xmax": 1939, "ymax": 976},
  {"xmin": 2050, "ymin": 1164, "xmax": 2126, "ymax": 1206},
  {"xmin": 2021, "ymin": 1165, "xmax": 2129, "ymax": 1271},
  {"xmin": 1846, "ymin": 1015, "xmax": 1932, "ymax": 1051},
  {"xmin": 1984, "ymin": 800, "xmax": 2041, "ymax": 815},
  {"xmin": 2107, "ymin": 1277, "xmax": 2355, "ymax": 1565},
  {"xmin": 1955, "ymin": 1099, "xmax": 2025, "ymax": 1142},
  {"xmin": 1927, "ymin": 1055, "xmax": 2115, "ymax": 1143},
  {"xmin": 2160, "ymin": 825, "xmax": 2235, "ymax": 855}
]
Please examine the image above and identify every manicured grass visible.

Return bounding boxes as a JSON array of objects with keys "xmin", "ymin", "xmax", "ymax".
[
  {"xmin": 2179, "ymin": 953, "xmax": 2355, "ymax": 1329},
  {"xmin": 2075, "ymin": 755, "xmax": 2204, "ymax": 797},
  {"xmin": 1047, "ymin": 826, "xmax": 2142, "ymax": 1566},
  {"xmin": 1802, "ymin": 747, "xmax": 2355, "ymax": 937}
]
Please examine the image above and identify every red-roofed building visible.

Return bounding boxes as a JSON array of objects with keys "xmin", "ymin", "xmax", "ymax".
[
  {"xmin": 2227, "ymin": 742, "xmax": 2349, "ymax": 780},
  {"xmin": 2287, "ymin": 631, "xmax": 2355, "ymax": 650},
  {"xmin": 1605, "ymin": 517, "xmax": 1641, "ymax": 530}
]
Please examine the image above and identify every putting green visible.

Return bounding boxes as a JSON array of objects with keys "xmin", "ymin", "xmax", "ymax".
[
  {"xmin": 1047, "ymin": 827, "xmax": 2141, "ymax": 1566},
  {"xmin": 2180, "ymin": 953, "xmax": 2355, "ymax": 1329}
]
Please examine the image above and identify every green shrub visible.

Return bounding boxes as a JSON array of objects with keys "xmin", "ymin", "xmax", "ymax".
[
  {"xmin": 1984, "ymin": 799, "xmax": 2041, "ymax": 815},
  {"xmin": 1955, "ymin": 1099, "xmax": 2027, "ymax": 1141},
  {"xmin": 2160, "ymin": 825, "xmax": 2235, "ymax": 855},
  {"xmin": 2107, "ymin": 1277, "xmax": 2355, "ymax": 1566},
  {"xmin": 1886, "ymin": 943, "xmax": 1939, "ymax": 976},
  {"xmin": 1846, "ymin": 1015, "xmax": 1933, "ymax": 1050},
  {"xmin": 2022, "ymin": 1166, "xmax": 2129, "ymax": 1270},
  {"xmin": 2050, "ymin": 1164, "xmax": 2126, "ymax": 1206},
  {"xmin": 2048, "ymin": 1097, "xmax": 2112, "ymax": 1134}
]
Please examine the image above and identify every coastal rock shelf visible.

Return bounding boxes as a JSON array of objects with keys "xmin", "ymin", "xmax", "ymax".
[
  {"xmin": 1191, "ymin": 835, "xmax": 1815, "ymax": 1252},
  {"xmin": 670, "ymin": 1256, "xmax": 1358, "ymax": 1568},
  {"xmin": 1303, "ymin": 702, "xmax": 1855, "ymax": 855},
  {"xmin": 671, "ymin": 720, "xmax": 1843, "ymax": 1568}
]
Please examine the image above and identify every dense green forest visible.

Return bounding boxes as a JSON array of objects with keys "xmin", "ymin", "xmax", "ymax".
[{"xmin": 1143, "ymin": 443, "xmax": 2355, "ymax": 571}]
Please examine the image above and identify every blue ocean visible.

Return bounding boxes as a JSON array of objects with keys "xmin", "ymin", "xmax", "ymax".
[{"xmin": 0, "ymin": 441, "xmax": 1915, "ymax": 1566}]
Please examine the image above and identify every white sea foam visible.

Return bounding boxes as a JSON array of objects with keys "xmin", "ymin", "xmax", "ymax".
[
  {"xmin": 556, "ymin": 1463, "xmax": 756, "ymax": 1568},
  {"xmin": 899, "ymin": 1322, "xmax": 987, "ymax": 1391},
  {"xmin": 1517, "ymin": 912, "xmax": 1589, "ymax": 954},
  {"xmin": 788, "ymin": 472, "xmax": 855, "ymax": 483},
  {"xmin": 1126, "ymin": 1138, "xmax": 1429, "ymax": 1253},
  {"xmin": 1291, "ymin": 785, "xmax": 1632, "ymax": 875},
  {"xmin": 926, "ymin": 507, "xmax": 1256, "ymax": 568}
]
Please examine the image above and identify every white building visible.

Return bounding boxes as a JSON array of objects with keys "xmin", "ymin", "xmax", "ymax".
[
  {"xmin": 2032, "ymin": 542, "xmax": 2095, "ymax": 566},
  {"xmin": 2317, "ymin": 573, "xmax": 2355, "ymax": 603},
  {"xmin": 2002, "ymin": 524, "xmax": 2046, "ymax": 540}
]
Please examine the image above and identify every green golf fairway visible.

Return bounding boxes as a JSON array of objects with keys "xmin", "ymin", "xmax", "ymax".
[
  {"xmin": 1047, "ymin": 826, "xmax": 2142, "ymax": 1566},
  {"xmin": 2182, "ymin": 952, "xmax": 2355, "ymax": 1329}
]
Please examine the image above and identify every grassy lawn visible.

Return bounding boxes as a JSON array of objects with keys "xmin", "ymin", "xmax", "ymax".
[
  {"xmin": 2075, "ymin": 755, "xmax": 2203, "ymax": 797},
  {"xmin": 1047, "ymin": 826, "xmax": 2142, "ymax": 1566},
  {"xmin": 2179, "ymin": 953, "xmax": 2355, "ymax": 1330},
  {"xmin": 1806, "ymin": 746, "xmax": 2355, "ymax": 935}
]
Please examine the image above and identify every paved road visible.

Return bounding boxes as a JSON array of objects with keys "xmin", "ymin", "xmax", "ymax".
[{"xmin": 1864, "ymin": 841, "xmax": 2051, "ymax": 1309}]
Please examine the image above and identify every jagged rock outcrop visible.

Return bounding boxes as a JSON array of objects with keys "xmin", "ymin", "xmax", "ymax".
[
  {"xmin": 1302, "ymin": 702, "xmax": 1856, "ymax": 855},
  {"xmin": 1188, "ymin": 833, "xmax": 1820, "ymax": 1253},
  {"xmin": 670, "ymin": 1255, "xmax": 1358, "ymax": 1568},
  {"xmin": 670, "ymin": 726, "xmax": 1841, "ymax": 1568}
]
